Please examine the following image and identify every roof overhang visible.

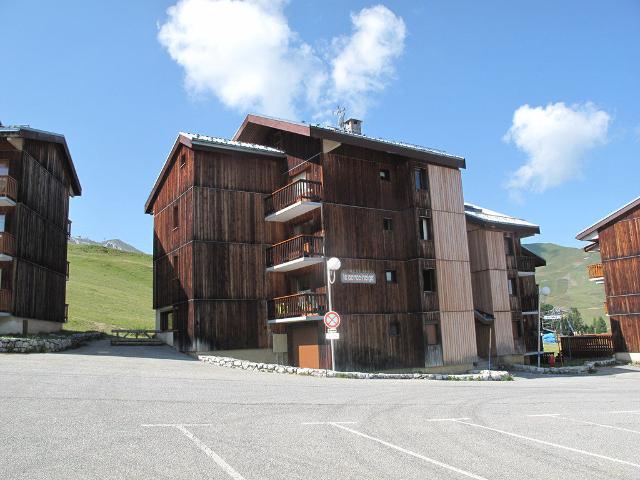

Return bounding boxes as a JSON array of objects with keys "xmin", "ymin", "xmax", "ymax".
[
  {"xmin": 465, "ymin": 214, "xmax": 540, "ymax": 236},
  {"xmin": 0, "ymin": 127, "xmax": 82, "ymax": 196},
  {"xmin": 576, "ymin": 195, "xmax": 640, "ymax": 241},
  {"xmin": 233, "ymin": 114, "xmax": 466, "ymax": 169},
  {"xmin": 520, "ymin": 245, "xmax": 546, "ymax": 267}
]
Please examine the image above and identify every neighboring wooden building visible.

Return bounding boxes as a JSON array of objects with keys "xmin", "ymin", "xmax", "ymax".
[
  {"xmin": 146, "ymin": 115, "xmax": 543, "ymax": 372},
  {"xmin": 576, "ymin": 196, "xmax": 640, "ymax": 362},
  {"xmin": 0, "ymin": 125, "xmax": 81, "ymax": 334},
  {"xmin": 465, "ymin": 204, "xmax": 545, "ymax": 364}
]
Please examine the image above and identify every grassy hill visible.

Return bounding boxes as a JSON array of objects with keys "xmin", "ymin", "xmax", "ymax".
[
  {"xmin": 66, "ymin": 244, "xmax": 154, "ymax": 332},
  {"xmin": 524, "ymin": 242, "xmax": 606, "ymax": 323}
]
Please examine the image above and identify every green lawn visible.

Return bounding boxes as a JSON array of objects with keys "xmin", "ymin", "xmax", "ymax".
[{"xmin": 65, "ymin": 244, "xmax": 154, "ymax": 332}]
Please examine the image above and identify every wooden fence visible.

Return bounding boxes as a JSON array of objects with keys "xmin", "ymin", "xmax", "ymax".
[{"xmin": 560, "ymin": 334, "xmax": 613, "ymax": 359}]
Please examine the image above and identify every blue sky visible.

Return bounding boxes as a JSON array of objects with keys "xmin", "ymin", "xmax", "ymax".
[{"xmin": 1, "ymin": 0, "xmax": 638, "ymax": 253}]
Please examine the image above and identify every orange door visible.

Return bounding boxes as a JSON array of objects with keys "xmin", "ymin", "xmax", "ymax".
[{"xmin": 290, "ymin": 324, "xmax": 320, "ymax": 368}]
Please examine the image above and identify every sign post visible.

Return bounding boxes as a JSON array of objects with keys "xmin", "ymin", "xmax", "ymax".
[
  {"xmin": 325, "ymin": 257, "xmax": 341, "ymax": 371},
  {"xmin": 324, "ymin": 311, "xmax": 341, "ymax": 371}
]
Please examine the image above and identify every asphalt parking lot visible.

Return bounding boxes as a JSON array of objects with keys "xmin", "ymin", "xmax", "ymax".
[{"xmin": 1, "ymin": 340, "xmax": 639, "ymax": 479}]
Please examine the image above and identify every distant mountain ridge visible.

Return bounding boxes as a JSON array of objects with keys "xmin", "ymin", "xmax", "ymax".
[
  {"xmin": 69, "ymin": 236, "xmax": 143, "ymax": 254},
  {"xmin": 524, "ymin": 242, "xmax": 606, "ymax": 321}
]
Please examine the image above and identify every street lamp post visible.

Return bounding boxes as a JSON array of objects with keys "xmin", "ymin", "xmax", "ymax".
[
  {"xmin": 537, "ymin": 286, "xmax": 551, "ymax": 368},
  {"xmin": 326, "ymin": 257, "xmax": 341, "ymax": 371}
]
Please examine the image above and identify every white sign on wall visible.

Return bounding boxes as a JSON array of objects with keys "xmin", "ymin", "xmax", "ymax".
[{"xmin": 340, "ymin": 270, "xmax": 376, "ymax": 284}]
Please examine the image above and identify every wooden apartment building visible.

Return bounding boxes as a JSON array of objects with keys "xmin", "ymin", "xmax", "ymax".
[
  {"xmin": 0, "ymin": 125, "xmax": 81, "ymax": 334},
  {"xmin": 577, "ymin": 196, "xmax": 640, "ymax": 362},
  {"xmin": 146, "ymin": 115, "xmax": 544, "ymax": 371}
]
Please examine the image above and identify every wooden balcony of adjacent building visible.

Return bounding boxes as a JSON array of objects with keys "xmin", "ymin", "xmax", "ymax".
[
  {"xmin": 267, "ymin": 292, "xmax": 328, "ymax": 324},
  {"xmin": 0, "ymin": 232, "xmax": 16, "ymax": 261},
  {"xmin": 0, "ymin": 176, "xmax": 18, "ymax": 207},
  {"xmin": 264, "ymin": 179, "xmax": 322, "ymax": 222},
  {"xmin": 266, "ymin": 235, "xmax": 324, "ymax": 272},
  {"xmin": 520, "ymin": 294, "xmax": 539, "ymax": 315},
  {"xmin": 516, "ymin": 255, "xmax": 536, "ymax": 276},
  {"xmin": 0, "ymin": 289, "xmax": 12, "ymax": 314},
  {"xmin": 587, "ymin": 263, "xmax": 604, "ymax": 284}
]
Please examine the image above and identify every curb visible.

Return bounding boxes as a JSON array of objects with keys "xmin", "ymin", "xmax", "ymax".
[
  {"xmin": 198, "ymin": 355, "xmax": 512, "ymax": 381},
  {"xmin": 508, "ymin": 357, "xmax": 617, "ymax": 375}
]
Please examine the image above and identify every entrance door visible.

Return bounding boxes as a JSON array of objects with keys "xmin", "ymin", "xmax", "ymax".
[{"xmin": 290, "ymin": 324, "xmax": 321, "ymax": 368}]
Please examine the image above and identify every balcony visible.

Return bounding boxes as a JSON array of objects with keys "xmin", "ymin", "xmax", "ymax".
[
  {"xmin": 588, "ymin": 263, "xmax": 604, "ymax": 283},
  {"xmin": 0, "ymin": 232, "xmax": 16, "ymax": 260},
  {"xmin": 267, "ymin": 292, "xmax": 328, "ymax": 323},
  {"xmin": 520, "ymin": 295, "xmax": 539, "ymax": 314},
  {"xmin": 517, "ymin": 256, "xmax": 536, "ymax": 276},
  {"xmin": 0, "ymin": 176, "xmax": 17, "ymax": 206},
  {"xmin": 266, "ymin": 235, "xmax": 324, "ymax": 272},
  {"xmin": 0, "ymin": 289, "xmax": 12, "ymax": 314},
  {"xmin": 265, "ymin": 180, "xmax": 322, "ymax": 222}
]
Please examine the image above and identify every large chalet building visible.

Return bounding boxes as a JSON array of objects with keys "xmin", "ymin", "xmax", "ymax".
[
  {"xmin": 0, "ymin": 125, "xmax": 81, "ymax": 334},
  {"xmin": 577, "ymin": 196, "xmax": 640, "ymax": 363},
  {"xmin": 146, "ymin": 115, "xmax": 544, "ymax": 371}
]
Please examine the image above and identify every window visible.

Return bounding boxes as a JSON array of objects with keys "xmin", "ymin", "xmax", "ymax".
[
  {"xmin": 425, "ymin": 323, "xmax": 440, "ymax": 346},
  {"xmin": 0, "ymin": 214, "xmax": 5, "ymax": 232},
  {"xmin": 379, "ymin": 169, "xmax": 390, "ymax": 181},
  {"xmin": 504, "ymin": 236, "xmax": 514, "ymax": 256},
  {"xmin": 0, "ymin": 160, "xmax": 8, "ymax": 176},
  {"xmin": 508, "ymin": 277, "xmax": 517, "ymax": 296},
  {"xmin": 415, "ymin": 168, "xmax": 428, "ymax": 190},
  {"xmin": 385, "ymin": 270, "xmax": 397, "ymax": 283},
  {"xmin": 172, "ymin": 205, "xmax": 179, "ymax": 229},
  {"xmin": 389, "ymin": 321, "xmax": 401, "ymax": 337},
  {"xmin": 179, "ymin": 153, "xmax": 186, "ymax": 168},
  {"xmin": 383, "ymin": 218, "xmax": 393, "ymax": 231},
  {"xmin": 423, "ymin": 269, "xmax": 436, "ymax": 292},
  {"xmin": 419, "ymin": 217, "xmax": 430, "ymax": 240}
]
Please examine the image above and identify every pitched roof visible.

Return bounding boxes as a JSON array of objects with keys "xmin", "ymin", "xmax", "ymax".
[
  {"xmin": 0, "ymin": 125, "xmax": 82, "ymax": 196},
  {"xmin": 145, "ymin": 132, "xmax": 285, "ymax": 214},
  {"xmin": 233, "ymin": 114, "xmax": 466, "ymax": 169},
  {"xmin": 576, "ymin": 195, "xmax": 640, "ymax": 242},
  {"xmin": 464, "ymin": 203, "xmax": 540, "ymax": 234}
]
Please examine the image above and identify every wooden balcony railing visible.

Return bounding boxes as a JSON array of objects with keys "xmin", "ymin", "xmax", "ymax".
[
  {"xmin": 0, "ymin": 289, "xmax": 12, "ymax": 312},
  {"xmin": 266, "ymin": 235, "xmax": 323, "ymax": 267},
  {"xmin": 267, "ymin": 292, "xmax": 327, "ymax": 320},
  {"xmin": 588, "ymin": 263, "xmax": 604, "ymax": 279},
  {"xmin": 520, "ymin": 294, "xmax": 538, "ymax": 313},
  {"xmin": 264, "ymin": 179, "xmax": 322, "ymax": 216},
  {"xmin": 505, "ymin": 255, "xmax": 517, "ymax": 270},
  {"xmin": 517, "ymin": 256, "xmax": 536, "ymax": 272},
  {"xmin": 0, "ymin": 175, "xmax": 18, "ymax": 201},
  {"xmin": 0, "ymin": 232, "xmax": 16, "ymax": 256}
]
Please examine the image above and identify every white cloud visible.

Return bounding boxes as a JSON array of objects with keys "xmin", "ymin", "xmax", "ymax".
[
  {"xmin": 504, "ymin": 102, "xmax": 611, "ymax": 196},
  {"xmin": 330, "ymin": 5, "xmax": 406, "ymax": 117},
  {"xmin": 157, "ymin": 1, "xmax": 405, "ymax": 119}
]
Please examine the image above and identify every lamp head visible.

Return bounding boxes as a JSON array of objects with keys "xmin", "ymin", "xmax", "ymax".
[
  {"xmin": 327, "ymin": 257, "xmax": 341, "ymax": 271},
  {"xmin": 540, "ymin": 286, "xmax": 551, "ymax": 296}
]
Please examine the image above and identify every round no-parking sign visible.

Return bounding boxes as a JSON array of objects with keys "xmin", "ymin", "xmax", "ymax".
[{"xmin": 324, "ymin": 311, "xmax": 341, "ymax": 329}]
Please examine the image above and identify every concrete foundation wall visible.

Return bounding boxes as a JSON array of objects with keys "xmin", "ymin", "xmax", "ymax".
[
  {"xmin": 615, "ymin": 352, "xmax": 640, "ymax": 363},
  {"xmin": 0, "ymin": 316, "xmax": 63, "ymax": 335}
]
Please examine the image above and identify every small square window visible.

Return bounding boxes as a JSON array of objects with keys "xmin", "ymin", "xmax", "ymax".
[
  {"xmin": 415, "ymin": 168, "xmax": 428, "ymax": 190},
  {"xmin": 423, "ymin": 269, "xmax": 436, "ymax": 292},
  {"xmin": 379, "ymin": 169, "xmax": 390, "ymax": 181},
  {"xmin": 389, "ymin": 321, "xmax": 401, "ymax": 337},
  {"xmin": 383, "ymin": 218, "xmax": 393, "ymax": 231},
  {"xmin": 385, "ymin": 270, "xmax": 397, "ymax": 283}
]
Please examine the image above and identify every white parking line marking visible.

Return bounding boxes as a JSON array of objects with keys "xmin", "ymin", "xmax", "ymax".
[
  {"xmin": 453, "ymin": 420, "xmax": 640, "ymax": 468},
  {"xmin": 526, "ymin": 414, "xmax": 561, "ymax": 417},
  {"xmin": 329, "ymin": 422, "xmax": 488, "ymax": 480},
  {"xmin": 143, "ymin": 424, "xmax": 245, "ymax": 480},
  {"xmin": 609, "ymin": 410, "xmax": 640, "ymax": 414},
  {"xmin": 555, "ymin": 417, "xmax": 640, "ymax": 435}
]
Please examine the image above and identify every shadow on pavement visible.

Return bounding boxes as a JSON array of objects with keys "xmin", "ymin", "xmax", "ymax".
[{"xmin": 62, "ymin": 338, "xmax": 197, "ymax": 361}]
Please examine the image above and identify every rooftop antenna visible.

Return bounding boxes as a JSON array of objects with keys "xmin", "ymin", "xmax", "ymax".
[{"xmin": 334, "ymin": 106, "xmax": 345, "ymax": 130}]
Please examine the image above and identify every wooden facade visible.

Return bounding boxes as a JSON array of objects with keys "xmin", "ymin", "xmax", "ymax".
[
  {"xmin": 0, "ymin": 126, "xmax": 81, "ymax": 333},
  {"xmin": 465, "ymin": 205, "xmax": 545, "ymax": 360},
  {"xmin": 577, "ymin": 198, "xmax": 640, "ymax": 354},
  {"xmin": 147, "ymin": 117, "xmax": 535, "ymax": 371}
]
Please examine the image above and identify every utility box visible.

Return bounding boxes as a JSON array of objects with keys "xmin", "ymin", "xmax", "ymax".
[{"xmin": 272, "ymin": 334, "xmax": 288, "ymax": 353}]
